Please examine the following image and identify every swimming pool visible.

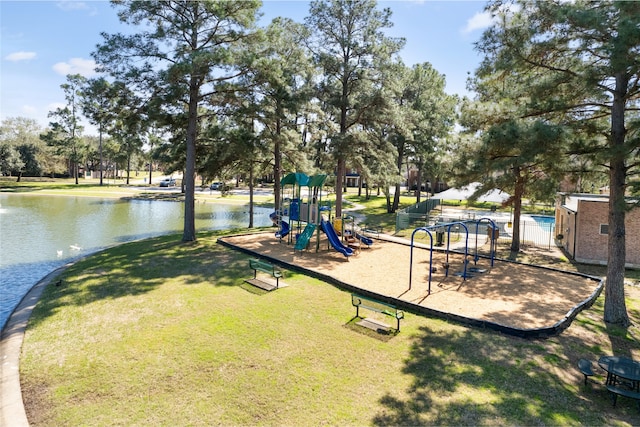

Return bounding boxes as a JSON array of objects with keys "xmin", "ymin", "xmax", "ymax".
[{"xmin": 530, "ymin": 214, "xmax": 556, "ymax": 225}]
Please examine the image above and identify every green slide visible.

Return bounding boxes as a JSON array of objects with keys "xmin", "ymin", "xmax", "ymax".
[{"xmin": 294, "ymin": 223, "xmax": 317, "ymax": 250}]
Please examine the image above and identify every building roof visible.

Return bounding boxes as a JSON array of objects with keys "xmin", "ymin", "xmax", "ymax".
[
  {"xmin": 559, "ymin": 193, "xmax": 609, "ymax": 212},
  {"xmin": 434, "ymin": 182, "xmax": 510, "ymax": 203}
]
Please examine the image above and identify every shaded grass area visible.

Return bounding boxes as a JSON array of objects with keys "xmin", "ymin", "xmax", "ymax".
[{"xmin": 20, "ymin": 231, "xmax": 640, "ymax": 426}]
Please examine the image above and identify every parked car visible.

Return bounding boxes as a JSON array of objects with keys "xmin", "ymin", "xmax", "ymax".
[
  {"xmin": 209, "ymin": 182, "xmax": 228, "ymax": 191},
  {"xmin": 159, "ymin": 178, "xmax": 176, "ymax": 187},
  {"xmin": 409, "ymin": 184, "xmax": 428, "ymax": 191}
]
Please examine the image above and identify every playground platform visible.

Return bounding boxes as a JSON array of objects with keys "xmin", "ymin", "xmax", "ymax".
[{"xmin": 218, "ymin": 231, "xmax": 603, "ymax": 338}]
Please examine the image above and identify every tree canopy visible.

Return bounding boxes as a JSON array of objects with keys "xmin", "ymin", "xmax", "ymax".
[
  {"xmin": 94, "ymin": 0, "xmax": 261, "ymax": 242},
  {"xmin": 306, "ymin": 0, "xmax": 405, "ymax": 217},
  {"xmin": 466, "ymin": 0, "xmax": 640, "ymax": 325}
]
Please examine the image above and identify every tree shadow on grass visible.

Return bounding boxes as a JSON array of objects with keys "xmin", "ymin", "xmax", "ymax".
[
  {"xmin": 371, "ymin": 324, "xmax": 617, "ymax": 426},
  {"xmin": 27, "ymin": 233, "xmax": 250, "ymax": 329}
]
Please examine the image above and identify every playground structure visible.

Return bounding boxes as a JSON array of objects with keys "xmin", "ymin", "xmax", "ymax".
[
  {"xmin": 409, "ymin": 218, "xmax": 498, "ymax": 294},
  {"xmin": 271, "ymin": 172, "xmax": 356, "ymax": 258},
  {"xmin": 341, "ymin": 215, "xmax": 374, "ymax": 248}
]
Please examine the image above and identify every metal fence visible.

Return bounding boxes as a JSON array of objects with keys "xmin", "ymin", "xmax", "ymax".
[
  {"xmin": 395, "ymin": 199, "xmax": 441, "ymax": 232},
  {"xmin": 396, "ymin": 210, "xmax": 557, "ymax": 250},
  {"xmin": 491, "ymin": 218, "xmax": 556, "ymax": 250}
]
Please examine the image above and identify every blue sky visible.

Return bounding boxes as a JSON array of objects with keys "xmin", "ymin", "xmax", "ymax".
[{"xmin": 1, "ymin": 1, "xmax": 493, "ymax": 134}]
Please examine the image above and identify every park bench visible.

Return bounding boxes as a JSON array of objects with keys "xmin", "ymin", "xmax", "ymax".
[
  {"xmin": 351, "ymin": 294, "xmax": 403, "ymax": 332},
  {"xmin": 606, "ymin": 385, "xmax": 640, "ymax": 411},
  {"xmin": 247, "ymin": 258, "xmax": 283, "ymax": 291}
]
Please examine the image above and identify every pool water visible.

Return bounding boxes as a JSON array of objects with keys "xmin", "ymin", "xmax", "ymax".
[{"xmin": 530, "ymin": 215, "xmax": 556, "ymax": 225}]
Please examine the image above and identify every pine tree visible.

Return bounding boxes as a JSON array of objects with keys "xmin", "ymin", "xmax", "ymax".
[
  {"xmin": 94, "ymin": 0, "xmax": 260, "ymax": 242},
  {"xmin": 473, "ymin": 0, "xmax": 640, "ymax": 325}
]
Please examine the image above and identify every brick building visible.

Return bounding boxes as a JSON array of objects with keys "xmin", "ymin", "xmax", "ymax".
[{"xmin": 555, "ymin": 193, "xmax": 640, "ymax": 268}]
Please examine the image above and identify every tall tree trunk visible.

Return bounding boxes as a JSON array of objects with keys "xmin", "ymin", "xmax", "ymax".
[
  {"xmin": 385, "ymin": 189, "xmax": 392, "ymax": 213},
  {"xmin": 391, "ymin": 183, "xmax": 400, "ymax": 213},
  {"xmin": 391, "ymin": 143, "xmax": 404, "ymax": 212},
  {"xmin": 509, "ymin": 171, "xmax": 524, "ymax": 255},
  {"xmin": 148, "ymin": 156, "xmax": 152, "ymax": 186},
  {"xmin": 99, "ymin": 126, "xmax": 104, "ymax": 186},
  {"xmin": 274, "ymin": 114, "xmax": 281, "ymax": 214},
  {"xmin": 604, "ymin": 72, "xmax": 630, "ymax": 326},
  {"xmin": 416, "ymin": 159, "xmax": 423, "ymax": 203},
  {"xmin": 249, "ymin": 160, "xmax": 254, "ymax": 228},
  {"xmin": 126, "ymin": 154, "xmax": 131, "ymax": 185},
  {"xmin": 336, "ymin": 70, "xmax": 349, "ymax": 218},
  {"xmin": 182, "ymin": 79, "xmax": 198, "ymax": 242},
  {"xmin": 336, "ymin": 157, "xmax": 346, "ymax": 217}
]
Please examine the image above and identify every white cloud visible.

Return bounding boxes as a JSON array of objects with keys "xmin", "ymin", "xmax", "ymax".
[
  {"xmin": 52, "ymin": 58, "xmax": 98, "ymax": 77},
  {"xmin": 5, "ymin": 51, "xmax": 37, "ymax": 61},
  {"xmin": 21, "ymin": 105, "xmax": 38, "ymax": 115},
  {"xmin": 47, "ymin": 102, "xmax": 67, "ymax": 113},
  {"xmin": 463, "ymin": 11, "xmax": 495, "ymax": 34},
  {"xmin": 56, "ymin": 1, "xmax": 98, "ymax": 16},
  {"xmin": 56, "ymin": 1, "xmax": 89, "ymax": 11},
  {"xmin": 462, "ymin": 3, "xmax": 522, "ymax": 34}
]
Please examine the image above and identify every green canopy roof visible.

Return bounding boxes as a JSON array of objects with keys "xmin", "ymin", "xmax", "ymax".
[
  {"xmin": 307, "ymin": 174, "xmax": 327, "ymax": 188},
  {"xmin": 280, "ymin": 172, "xmax": 309, "ymax": 187},
  {"xmin": 280, "ymin": 172, "xmax": 327, "ymax": 188}
]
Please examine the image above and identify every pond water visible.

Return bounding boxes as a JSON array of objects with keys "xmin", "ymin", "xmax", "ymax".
[{"xmin": 0, "ymin": 194, "xmax": 272, "ymax": 330}]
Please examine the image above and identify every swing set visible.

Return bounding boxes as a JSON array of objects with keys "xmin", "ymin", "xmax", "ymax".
[{"xmin": 408, "ymin": 218, "xmax": 499, "ymax": 294}]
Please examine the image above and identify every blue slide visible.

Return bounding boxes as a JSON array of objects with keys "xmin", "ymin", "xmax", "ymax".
[
  {"xmin": 271, "ymin": 211, "xmax": 290, "ymax": 239},
  {"xmin": 276, "ymin": 220, "xmax": 290, "ymax": 238},
  {"xmin": 320, "ymin": 220, "xmax": 353, "ymax": 257},
  {"xmin": 355, "ymin": 232, "xmax": 373, "ymax": 247}
]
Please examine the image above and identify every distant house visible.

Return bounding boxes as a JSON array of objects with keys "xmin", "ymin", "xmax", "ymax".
[
  {"xmin": 406, "ymin": 166, "xmax": 448, "ymax": 193},
  {"xmin": 345, "ymin": 170, "xmax": 361, "ymax": 188},
  {"xmin": 555, "ymin": 193, "xmax": 640, "ymax": 268}
]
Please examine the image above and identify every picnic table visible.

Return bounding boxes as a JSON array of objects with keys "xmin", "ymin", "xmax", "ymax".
[
  {"xmin": 598, "ymin": 355, "xmax": 640, "ymax": 410},
  {"xmin": 598, "ymin": 355, "xmax": 640, "ymax": 390}
]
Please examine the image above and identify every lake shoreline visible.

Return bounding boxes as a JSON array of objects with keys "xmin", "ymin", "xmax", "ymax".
[{"xmin": 0, "ymin": 192, "xmax": 274, "ymax": 330}]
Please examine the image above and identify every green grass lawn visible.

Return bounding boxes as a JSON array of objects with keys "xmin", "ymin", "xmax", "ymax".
[
  {"xmin": 20, "ymin": 231, "xmax": 640, "ymax": 426},
  {"xmin": 0, "ymin": 176, "xmax": 275, "ymax": 205}
]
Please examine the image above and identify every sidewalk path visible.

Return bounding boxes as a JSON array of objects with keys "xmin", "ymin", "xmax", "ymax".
[{"xmin": 1, "ymin": 267, "xmax": 66, "ymax": 427}]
